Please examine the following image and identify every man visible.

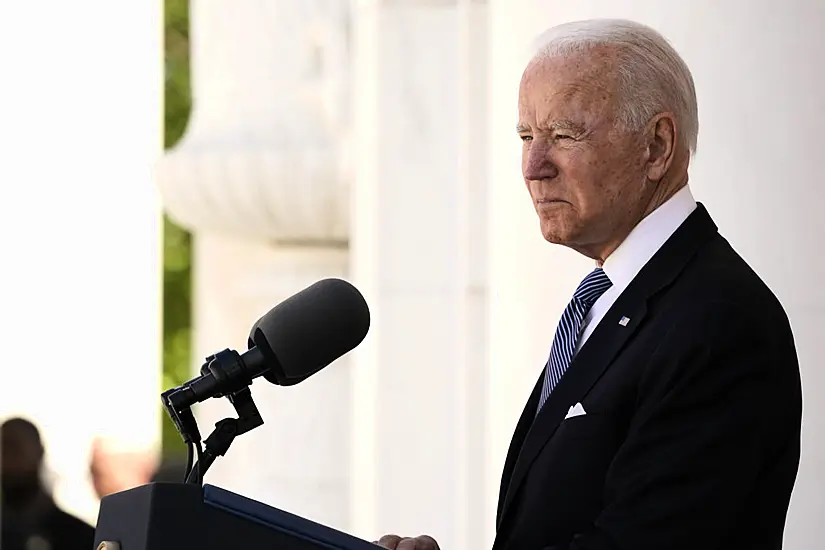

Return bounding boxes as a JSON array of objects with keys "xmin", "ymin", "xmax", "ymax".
[
  {"xmin": 1, "ymin": 417, "xmax": 96, "ymax": 550},
  {"xmin": 377, "ymin": 18, "xmax": 801, "ymax": 550}
]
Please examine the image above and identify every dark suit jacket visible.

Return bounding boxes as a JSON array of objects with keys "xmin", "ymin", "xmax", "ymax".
[
  {"xmin": 1, "ymin": 498, "xmax": 95, "ymax": 550},
  {"xmin": 493, "ymin": 205, "xmax": 802, "ymax": 550}
]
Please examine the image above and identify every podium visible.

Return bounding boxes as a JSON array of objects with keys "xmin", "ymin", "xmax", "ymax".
[{"xmin": 94, "ymin": 482, "xmax": 379, "ymax": 550}]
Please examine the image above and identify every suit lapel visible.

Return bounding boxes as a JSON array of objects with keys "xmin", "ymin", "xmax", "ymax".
[
  {"xmin": 496, "ymin": 204, "xmax": 719, "ymax": 529},
  {"xmin": 498, "ymin": 295, "xmax": 648, "ymax": 521}
]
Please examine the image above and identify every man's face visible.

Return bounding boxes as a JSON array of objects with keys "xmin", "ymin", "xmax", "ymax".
[{"xmin": 518, "ymin": 50, "xmax": 655, "ymax": 260}]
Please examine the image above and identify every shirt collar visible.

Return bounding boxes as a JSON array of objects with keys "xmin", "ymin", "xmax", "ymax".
[{"xmin": 601, "ymin": 185, "xmax": 697, "ymax": 291}]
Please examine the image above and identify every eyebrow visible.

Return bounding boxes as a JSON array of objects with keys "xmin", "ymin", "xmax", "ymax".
[
  {"xmin": 516, "ymin": 119, "xmax": 584, "ymax": 134},
  {"xmin": 548, "ymin": 119, "xmax": 584, "ymax": 132}
]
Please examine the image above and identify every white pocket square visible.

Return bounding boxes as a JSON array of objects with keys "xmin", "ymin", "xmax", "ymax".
[{"xmin": 565, "ymin": 402, "xmax": 587, "ymax": 419}]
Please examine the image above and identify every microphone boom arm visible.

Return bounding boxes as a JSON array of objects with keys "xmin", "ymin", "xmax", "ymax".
[
  {"xmin": 184, "ymin": 387, "xmax": 263, "ymax": 484},
  {"xmin": 162, "ymin": 349, "xmax": 266, "ymax": 485}
]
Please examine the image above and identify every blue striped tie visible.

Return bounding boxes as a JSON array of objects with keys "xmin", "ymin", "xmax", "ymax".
[{"xmin": 536, "ymin": 268, "xmax": 613, "ymax": 415}]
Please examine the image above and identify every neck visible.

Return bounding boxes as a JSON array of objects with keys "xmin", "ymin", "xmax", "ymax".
[
  {"xmin": 591, "ymin": 169, "xmax": 689, "ymax": 265},
  {"xmin": 642, "ymin": 173, "xmax": 688, "ymax": 221}
]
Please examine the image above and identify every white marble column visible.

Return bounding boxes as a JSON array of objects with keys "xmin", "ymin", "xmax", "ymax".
[
  {"xmin": 349, "ymin": 1, "xmax": 490, "ymax": 548},
  {"xmin": 455, "ymin": 1, "xmax": 492, "ymax": 549},
  {"xmin": 487, "ymin": 1, "xmax": 825, "ymax": 547},
  {"xmin": 159, "ymin": 0, "xmax": 351, "ymax": 244},
  {"xmin": 0, "ymin": 0, "xmax": 163, "ymax": 524},
  {"xmin": 156, "ymin": 0, "xmax": 354, "ymax": 531}
]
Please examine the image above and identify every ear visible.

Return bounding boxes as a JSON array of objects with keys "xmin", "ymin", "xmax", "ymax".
[{"xmin": 644, "ymin": 113, "xmax": 678, "ymax": 182}]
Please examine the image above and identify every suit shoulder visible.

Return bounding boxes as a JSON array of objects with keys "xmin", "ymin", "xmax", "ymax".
[
  {"xmin": 670, "ymin": 233, "xmax": 790, "ymax": 328},
  {"xmin": 647, "ymin": 234, "xmax": 799, "ymax": 383}
]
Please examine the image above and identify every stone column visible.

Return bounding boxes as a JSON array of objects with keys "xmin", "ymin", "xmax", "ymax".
[
  {"xmin": 349, "ymin": 1, "xmax": 491, "ymax": 548},
  {"xmin": 486, "ymin": 1, "xmax": 825, "ymax": 548},
  {"xmin": 455, "ymin": 1, "xmax": 492, "ymax": 548},
  {"xmin": 156, "ymin": 0, "xmax": 353, "ymax": 531},
  {"xmin": 0, "ymin": 0, "xmax": 163, "ymax": 524}
]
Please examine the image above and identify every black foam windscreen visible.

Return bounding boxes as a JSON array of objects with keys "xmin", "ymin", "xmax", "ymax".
[{"xmin": 247, "ymin": 278, "xmax": 370, "ymax": 386}]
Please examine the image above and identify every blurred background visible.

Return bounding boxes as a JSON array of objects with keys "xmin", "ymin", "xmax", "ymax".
[{"xmin": 0, "ymin": 0, "xmax": 823, "ymax": 549}]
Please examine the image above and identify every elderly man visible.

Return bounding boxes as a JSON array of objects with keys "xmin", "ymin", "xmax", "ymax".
[{"xmin": 377, "ymin": 18, "xmax": 801, "ymax": 550}]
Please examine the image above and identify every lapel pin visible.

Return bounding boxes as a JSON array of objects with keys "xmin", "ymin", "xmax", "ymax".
[{"xmin": 619, "ymin": 316, "xmax": 631, "ymax": 326}]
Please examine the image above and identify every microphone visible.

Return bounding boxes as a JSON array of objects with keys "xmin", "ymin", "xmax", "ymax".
[{"xmin": 165, "ymin": 277, "xmax": 370, "ymax": 412}]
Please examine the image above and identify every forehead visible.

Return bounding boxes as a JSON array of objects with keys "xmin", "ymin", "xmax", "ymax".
[{"xmin": 518, "ymin": 50, "xmax": 621, "ymax": 125}]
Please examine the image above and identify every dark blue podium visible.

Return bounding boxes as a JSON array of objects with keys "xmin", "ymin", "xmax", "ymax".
[{"xmin": 93, "ymin": 483, "xmax": 379, "ymax": 549}]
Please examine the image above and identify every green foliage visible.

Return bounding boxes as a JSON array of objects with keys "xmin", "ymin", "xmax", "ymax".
[
  {"xmin": 164, "ymin": 0, "xmax": 191, "ymax": 148},
  {"xmin": 161, "ymin": 0, "xmax": 192, "ymax": 457}
]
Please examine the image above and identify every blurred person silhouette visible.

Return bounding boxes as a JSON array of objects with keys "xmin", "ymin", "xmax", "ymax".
[
  {"xmin": 89, "ymin": 437, "xmax": 188, "ymax": 501},
  {"xmin": 88, "ymin": 438, "xmax": 155, "ymax": 499},
  {"xmin": 1, "ymin": 417, "xmax": 95, "ymax": 550}
]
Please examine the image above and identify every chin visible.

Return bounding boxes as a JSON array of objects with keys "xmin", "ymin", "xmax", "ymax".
[
  {"xmin": 539, "ymin": 220, "xmax": 574, "ymax": 246},
  {"xmin": 540, "ymin": 229, "xmax": 572, "ymax": 246}
]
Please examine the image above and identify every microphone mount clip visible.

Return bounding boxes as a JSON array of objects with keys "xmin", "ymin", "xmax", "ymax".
[{"xmin": 161, "ymin": 349, "xmax": 265, "ymax": 485}]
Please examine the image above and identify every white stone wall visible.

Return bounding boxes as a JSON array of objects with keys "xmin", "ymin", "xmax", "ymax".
[{"xmin": 349, "ymin": 2, "xmax": 489, "ymax": 549}]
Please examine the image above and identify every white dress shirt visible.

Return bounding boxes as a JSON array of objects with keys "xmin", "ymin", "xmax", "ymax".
[{"xmin": 576, "ymin": 185, "xmax": 698, "ymax": 352}]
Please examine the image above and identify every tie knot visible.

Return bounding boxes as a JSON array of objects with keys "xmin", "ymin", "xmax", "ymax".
[{"xmin": 573, "ymin": 268, "xmax": 612, "ymax": 306}]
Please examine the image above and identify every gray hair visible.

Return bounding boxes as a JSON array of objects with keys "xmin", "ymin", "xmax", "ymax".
[{"xmin": 530, "ymin": 19, "xmax": 698, "ymax": 155}]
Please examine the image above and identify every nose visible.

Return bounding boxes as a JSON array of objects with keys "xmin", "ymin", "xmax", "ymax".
[{"xmin": 522, "ymin": 141, "xmax": 558, "ymax": 181}]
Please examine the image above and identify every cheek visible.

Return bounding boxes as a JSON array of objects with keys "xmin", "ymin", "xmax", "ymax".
[
  {"xmin": 562, "ymin": 147, "xmax": 634, "ymax": 202},
  {"xmin": 555, "ymin": 152, "xmax": 604, "ymax": 205}
]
